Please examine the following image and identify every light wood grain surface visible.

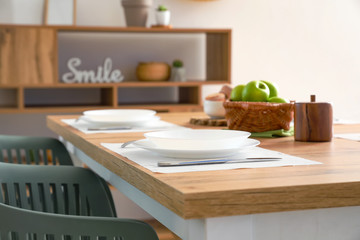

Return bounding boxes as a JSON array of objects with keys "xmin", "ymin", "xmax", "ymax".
[
  {"xmin": 0, "ymin": 27, "xmax": 56, "ymax": 85},
  {"xmin": 47, "ymin": 112, "xmax": 360, "ymax": 219}
]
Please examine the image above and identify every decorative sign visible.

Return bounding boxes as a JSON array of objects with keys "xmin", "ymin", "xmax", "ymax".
[{"xmin": 62, "ymin": 57, "xmax": 124, "ymax": 83}]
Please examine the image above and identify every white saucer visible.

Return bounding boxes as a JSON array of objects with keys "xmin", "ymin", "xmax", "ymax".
[
  {"xmin": 132, "ymin": 138, "xmax": 260, "ymax": 159},
  {"xmin": 83, "ymin": 109, "xmax": 156, "ymax": 120},
  {"xmin": 79, "ymin": 115, "xmax": 160, "ymax": 127}
]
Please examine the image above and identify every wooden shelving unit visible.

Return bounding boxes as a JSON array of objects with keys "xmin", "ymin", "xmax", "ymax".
[{"xmin": 0, "ymin": 24, "xmax": 231, "ymax": 113}]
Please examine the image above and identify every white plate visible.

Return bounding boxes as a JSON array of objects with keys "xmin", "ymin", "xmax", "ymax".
[
  {"xmin": 83, "ymin": 109, "xmax": 156, "ymax": 121},
  {"xmin": 132, "ymin": 138, "xmax": 260, "ymax": 159},
  {"xmin": 144, "ymin": 129, "xmax": 251, "ymax": 150},
  {"xmin": 79, "ymin": 115, "xmax": 160, "ymax": 127}
]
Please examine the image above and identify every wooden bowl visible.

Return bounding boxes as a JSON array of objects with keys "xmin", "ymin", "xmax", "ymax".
[{"xmin": 136, "ymin": 62, "xmax": 171, "ymax": 81}]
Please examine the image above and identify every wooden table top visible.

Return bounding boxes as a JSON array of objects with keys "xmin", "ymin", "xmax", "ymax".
[{"xmin": 47, "ymin": 112, "xmax": 360, "ymax": 219}]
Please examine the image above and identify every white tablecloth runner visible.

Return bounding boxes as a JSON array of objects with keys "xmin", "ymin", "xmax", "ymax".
[
  {"xmin": 334, "ymin": 118, "xmax": 360, "ymax": 125},
  {"xmin": 101, "ymin": 142, "xmax": 322, "ymax": 173},
  {"xmin": 334, "ymin": 133, "xmax": 360, "ymax": 141},
  {"xmin": 62, "ymin": 118, "xmax": 187, "ymax": 134}
]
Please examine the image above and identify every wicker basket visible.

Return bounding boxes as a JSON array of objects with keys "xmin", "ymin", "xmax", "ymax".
[{"xmin": 223, "ymin": 101, "xmax": 294, "ymax": 132}]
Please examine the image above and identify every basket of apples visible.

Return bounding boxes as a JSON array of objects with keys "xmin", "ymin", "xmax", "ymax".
[{"xmin": 223, "ymin": 80, "xmax": 294, "ymax": 132}]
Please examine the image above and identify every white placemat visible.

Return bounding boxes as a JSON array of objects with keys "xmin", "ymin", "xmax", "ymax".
[
  {"xmin": 62, "ymin": 118, "xmax": 187, "ymax": 134},
  {"xmin": 334, "ymin": 118, "xmax": 360, "ymax": 125},
  {"xmin": 334, "ymin": 133, "xmax": 360, "ymax": 141},
  {"xmin": 101, "ymin": 142, "xmax": 322, "ymax": 173}
]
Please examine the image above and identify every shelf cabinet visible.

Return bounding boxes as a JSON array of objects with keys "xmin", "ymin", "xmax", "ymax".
[{"xmin": 0, "ymin": 25, "xmax": 231, "ymax": 113}]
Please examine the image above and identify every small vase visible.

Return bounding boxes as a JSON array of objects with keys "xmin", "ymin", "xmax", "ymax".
[
  {"xmin": 155, "ymin": 10, "xmax": 171, "ymax": 26},
  {"xmin": 121, "ymin": 0, "xmax": 153, "ymax": 27},
  {"xmin": 171, "ymin": 67, "xmax": 186, "ymax": 82}
]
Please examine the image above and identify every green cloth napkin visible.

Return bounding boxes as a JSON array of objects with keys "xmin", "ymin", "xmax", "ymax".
[{"xmin": 250, "ymin": 126, "xmax": 294, "ymax": 138}]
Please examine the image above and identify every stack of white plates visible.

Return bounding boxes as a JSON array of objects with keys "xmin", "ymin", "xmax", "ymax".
[
  {"xmin": 79, "ymin": 109, "xmax": 160, "ymax": 127},
  {"xmin": 132, "ymin": 129, "xmax": 259, "ymax": 158}
]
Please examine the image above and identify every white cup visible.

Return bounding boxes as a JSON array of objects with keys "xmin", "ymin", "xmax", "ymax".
[{"xmin": 204, "ymin": 100, "xmax": 226, "ymax": 119}]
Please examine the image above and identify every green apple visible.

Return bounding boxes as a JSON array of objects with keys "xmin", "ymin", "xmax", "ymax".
[
  {"xmin": 230, "ymin": 84, "xmax": 245, "ymax": 101},
  {"xmin": 260, "ymin": 80, "xmax": 279, "ymax": 98},
  {"xmin": 242, "ymin": 80, "xmax": 270, "ymax": 102},
  {"xmin": 268, "ymin": 96, "xmax": 289, "ymax": 103}
]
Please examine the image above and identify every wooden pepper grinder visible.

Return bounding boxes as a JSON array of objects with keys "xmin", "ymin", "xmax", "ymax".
[{"xmin": 294, "ymin": 95, "xmax": 333, "ymax": 142}]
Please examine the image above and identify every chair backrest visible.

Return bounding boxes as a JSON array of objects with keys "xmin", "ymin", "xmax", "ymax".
[
  {"xmin": 0, "ymin": 135, "xmax": 73, "ymax": 165},
  {"xmin": 0, "ymin": 163, "xmax": 116, "ymax": 217},
  {"xmin": 0, "ymin": 202, "xmax": 159, "ymax": 240}
]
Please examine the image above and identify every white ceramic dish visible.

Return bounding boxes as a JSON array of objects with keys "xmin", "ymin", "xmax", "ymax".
[
  {"xmin": 203, "ymin": 100, "xmax": 226, "ymax": 119},
  {"xmin": 83, "ymin": 109, "xmax": 156, "ymax": 121},
  {"xmin": 81, "ymin": 109, "xmax": 158, "ymax": 127},
  {"xmin": 144, "ymin": 129, "xmax": 251, "ymax": 150},
  {"xmin": 132, "ymin": 138, "xmax": 260, "ymax": 159},
  {"xmin": 79, "ymin": 115, "xmax": 160, "ymax": 127}
]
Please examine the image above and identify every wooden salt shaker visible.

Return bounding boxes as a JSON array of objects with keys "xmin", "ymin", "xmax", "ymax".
[{"xmin": 294, "ymin": 95, "xmax": 333, "ymax": 142}]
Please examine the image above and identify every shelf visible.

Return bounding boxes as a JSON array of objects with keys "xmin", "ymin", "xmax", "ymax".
[
  {"xmin": 0, "ymin": 81, "xmax": 227, "ymax": 88},
  {"xmin": 0, "ymin": 24, "xmax": 231, "ymax": 34},
  {"xmin": 0, "ymin": 87, "xmax": 17, "ymax": 102},
  {"xmin": 23, "ymin": 87, "xmax": 115, "ymax": 109},
  {"xmin": 0, "ymin": 25, "xmax": 231, "ymax": 113},
  {"xmin": 12, "ymin": 104, "xmax": 201, "ymax": 114}
]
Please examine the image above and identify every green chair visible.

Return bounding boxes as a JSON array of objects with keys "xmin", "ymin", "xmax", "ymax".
[
  {"xmin": 0, "ymin": 162, "xmax": 117, "ymax": 217},
  {"xmin": 0, "ymin": 135, "xmax": 73, "ymax": 165},
  {"xmin": 0, "ymin": 202, "xmax": 159, "ymax": 240}
]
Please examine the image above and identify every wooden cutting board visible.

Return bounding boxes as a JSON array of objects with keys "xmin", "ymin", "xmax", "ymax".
[{"xmin": 189, "ymin": 117, "xmax": 227, "ymax": 127}]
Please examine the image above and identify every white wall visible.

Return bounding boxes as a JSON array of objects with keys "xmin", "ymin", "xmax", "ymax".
[
  {"xmin": 0, "ymin": 0, "xmax": 44, "ymax": 24},
  {"xmin": 76, "ymin": 0, "xmax": 360, "ymax": 120}
]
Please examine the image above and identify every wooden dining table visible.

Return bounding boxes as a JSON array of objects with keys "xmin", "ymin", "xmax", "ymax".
[{"xmin": 47, "ymin": 112, "xmax": 360, "ymax": 240}]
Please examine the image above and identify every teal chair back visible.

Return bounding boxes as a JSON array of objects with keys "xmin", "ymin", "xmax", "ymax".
[
  {"xmin": 0, "ymin": 135, "xmax": 73, "ymax": 165},
  {"xmin": 0, "ymin": 202, "xmax": 159, "ymax": 240},
  {"xmin": 0, "ymin": 162, "xmax": 116, "ymax": 217}
]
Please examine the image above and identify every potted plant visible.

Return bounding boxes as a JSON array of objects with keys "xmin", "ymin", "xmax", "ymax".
[
  {"xmin": 155, "ymin": 5, "xmax": 171, "ymax": 26},
  {"xmin": 121, "ymin": 0, "xmax": 153, "ymax": 27},
  {"xmin": 171, "ymin": 59, "xmax": 186, "ymax": 82}
]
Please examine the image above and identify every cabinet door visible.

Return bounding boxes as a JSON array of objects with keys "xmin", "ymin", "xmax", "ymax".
[{"xmin": 0, "ymin": 27, "xmax": 56, "ymax": 85}]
